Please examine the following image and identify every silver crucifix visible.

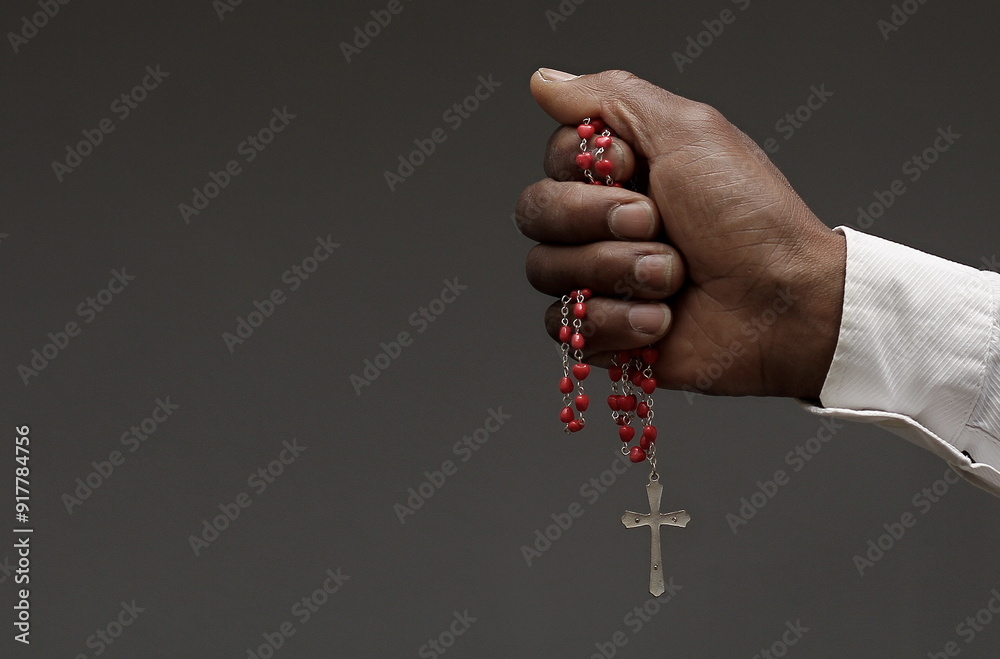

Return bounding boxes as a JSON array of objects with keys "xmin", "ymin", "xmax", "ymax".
[{"xmin": 621, "ymin": 475, "xmax": 690, "ymax": 596}]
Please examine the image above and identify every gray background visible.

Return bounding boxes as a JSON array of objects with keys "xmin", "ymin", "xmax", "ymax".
[{"xmin": 2, "ymin": 0, "xmax": 999, "ymax": 657}]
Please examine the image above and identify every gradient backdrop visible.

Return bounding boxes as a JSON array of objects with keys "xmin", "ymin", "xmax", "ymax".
[{"xmin": 3, "ymin": 0, "xmax": 999, "ymax": 657}]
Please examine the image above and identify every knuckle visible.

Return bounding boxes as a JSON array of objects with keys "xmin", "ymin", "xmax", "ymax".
[
  {"xmin": 601, "ymin": 69, "xmax": 641, "ymax": 88},
  {"xmin": 590, "ymin": 243, "xmax": 622, "ymax": 281},
  {"xmin": 544, "ymin": 128, "xmax": 581, "ymax": 181},
  {"xmin": 681, "ymin": 100, "xmax": 728, "ymax": 132},
  {"xmin": 600, "ymin": 70, "xmax": 648, "ymax": 111},
  {"xmin": 514, "ymin": 186, "xmax": 541, "ymax": 235},
  {"xmin": 565, "ymin": 183, "xmax": 590, "ymax": 214},
  {"xmin": 524, "ymin": 245, "xmax": 548, "ymax": 290}
]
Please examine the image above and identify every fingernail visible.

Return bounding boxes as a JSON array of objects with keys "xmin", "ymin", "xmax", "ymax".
[
  {"xmin": 609, "ymin": 202, "xmax": 655, "ymax": 239},
  {"xmin": 634, "ymin": 254, "xmax": 673, "ymax": 293},
  {"xmin": 629, "ymin": 304, "xmax": 671, "ymax": 335},
  {"xmin": 537, "ymin": 67, "xmax": 579, "ymax": 82}
]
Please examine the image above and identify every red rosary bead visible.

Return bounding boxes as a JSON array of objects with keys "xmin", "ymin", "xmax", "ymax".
[
  {"xmin": 640, "ymin": 377, "xmax": 657, "ymax": 394},
  {"xmin": 568, "ymin": 419, "xmax": 584, "ymax": 432},
  {"xmin": 573, "ymin": 302, "xmax": 587, "ymax": 319},
  {"xmin": 619, "ymin": 425, "xmax": 635, "ymax": 442},
  {"xmin": 575, "ymin": 152, "xmax": 594, "ymax": 169},
  {"xmin": 642, "ymin": 425, "xmax": 657, "ymax": 442},
  {"xmin": 628, "ymin": 446, "xmax": 647, "ymax": 463},
  {"xmin": 559, "ymin": 377, "xmax": 574, "ymax": 394},
  {"xmin": 577, "ymin": 123, "xmax": 595, "ymax": 139},
  {"xmin": 558, "ymin": 326, "xmax": 571, "ymax": 343},
  {"xmin": 570, "ymin": 333, "xmax": 585, "ymax": 350},
  {"xmin": 620, "ymin": 394, "xmax": 637, "ymax": 412},
  {"xmin": 575, "ymin": 394, "xmax": 590, "ymax": 411},
  {"xmin": 595, "ymin": 135, "xmax": 612, "ymax": 149},
  {"xmin": 594, "ymin": 159, "xmax": 613, "ymax": 177},
  {"xmin": 609, "ymin": 365, "xmax": 623, "ymax": 382},
  {"xmin": 637, "ymin": 402, "xmax": 650, "ymax": 418},
  {"xmin": 560, "ymin": 406, "xmax": 575, "ymax": 423},
  {"xmin": 572, "ymin": 363, "xmax": 591, "ymax": 380},
  {"xmin": 607, "ymin": 395, "xmax": 620, "ymax": 411},
  {"xmin": 642, "ymin": 348, "xmax": 658, "ymax": 364},
  {"xmin": 639, "ymin": 435, "xmax": 652, "ymax": 450}
]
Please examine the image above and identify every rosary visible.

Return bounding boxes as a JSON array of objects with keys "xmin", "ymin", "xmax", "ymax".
[{"xmin": 557, "ymin": 118, "xmax": 690, "ymax": 596}]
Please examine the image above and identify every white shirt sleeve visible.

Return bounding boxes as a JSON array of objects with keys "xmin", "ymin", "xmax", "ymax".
[{"xmin": 802, "ymin": 226, "xmax": 1000, "ymax": 496}]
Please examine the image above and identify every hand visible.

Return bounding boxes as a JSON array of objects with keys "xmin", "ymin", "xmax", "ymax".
[{"xmin": 516, "ymin": 68, "xmax": 846, "ymax": 399}]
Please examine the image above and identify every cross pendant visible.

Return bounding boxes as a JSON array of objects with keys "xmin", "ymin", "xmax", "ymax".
[{"xmin": 621, "ymin": 476, "xmax": 689, "ymax": 596}]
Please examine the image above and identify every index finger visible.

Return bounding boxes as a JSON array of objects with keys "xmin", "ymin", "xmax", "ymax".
[{"xmin": 515, "ymin": 178, "xmax": 660, "ymax": 244}]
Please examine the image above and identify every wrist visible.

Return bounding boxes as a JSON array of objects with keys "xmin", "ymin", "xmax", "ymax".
[{"xmin": 772, "ymin": 226, "xmax": 847, "ymax": 399}]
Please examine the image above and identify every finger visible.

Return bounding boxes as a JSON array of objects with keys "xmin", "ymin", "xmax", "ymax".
[
  {"xmin": 543, "ymin": 126, "xmax": 637, "ymax": 183},
  {"xmin": 515, "ymin": 178, "xmax": 659, "ymax": 243},
  {"xmin": 527, "ymin": 241, "xmax": 685, "ymax": 299},
  {"xmin": 530, "ymin": 68, "xmax": 697, "ymax": 158},
  {"xmin": 544, "ymin": 297, "xmax": 672, "ymax": 358}
]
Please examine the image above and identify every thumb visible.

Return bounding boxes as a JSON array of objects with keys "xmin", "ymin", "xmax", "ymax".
[{"xmin": 530, "ymin": 68, "xmax": 688, "ymax": 159}]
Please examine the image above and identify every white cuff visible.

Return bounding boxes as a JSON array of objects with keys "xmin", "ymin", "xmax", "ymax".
[{"xmin": 805, "ymin": 226, "xmax": 1000, "ymax": 496}]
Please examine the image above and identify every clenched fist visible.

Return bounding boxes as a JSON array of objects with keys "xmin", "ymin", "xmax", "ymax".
[{"xmin": 516, "ymin": 68, "xmax": 846, "ymax": 400}]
